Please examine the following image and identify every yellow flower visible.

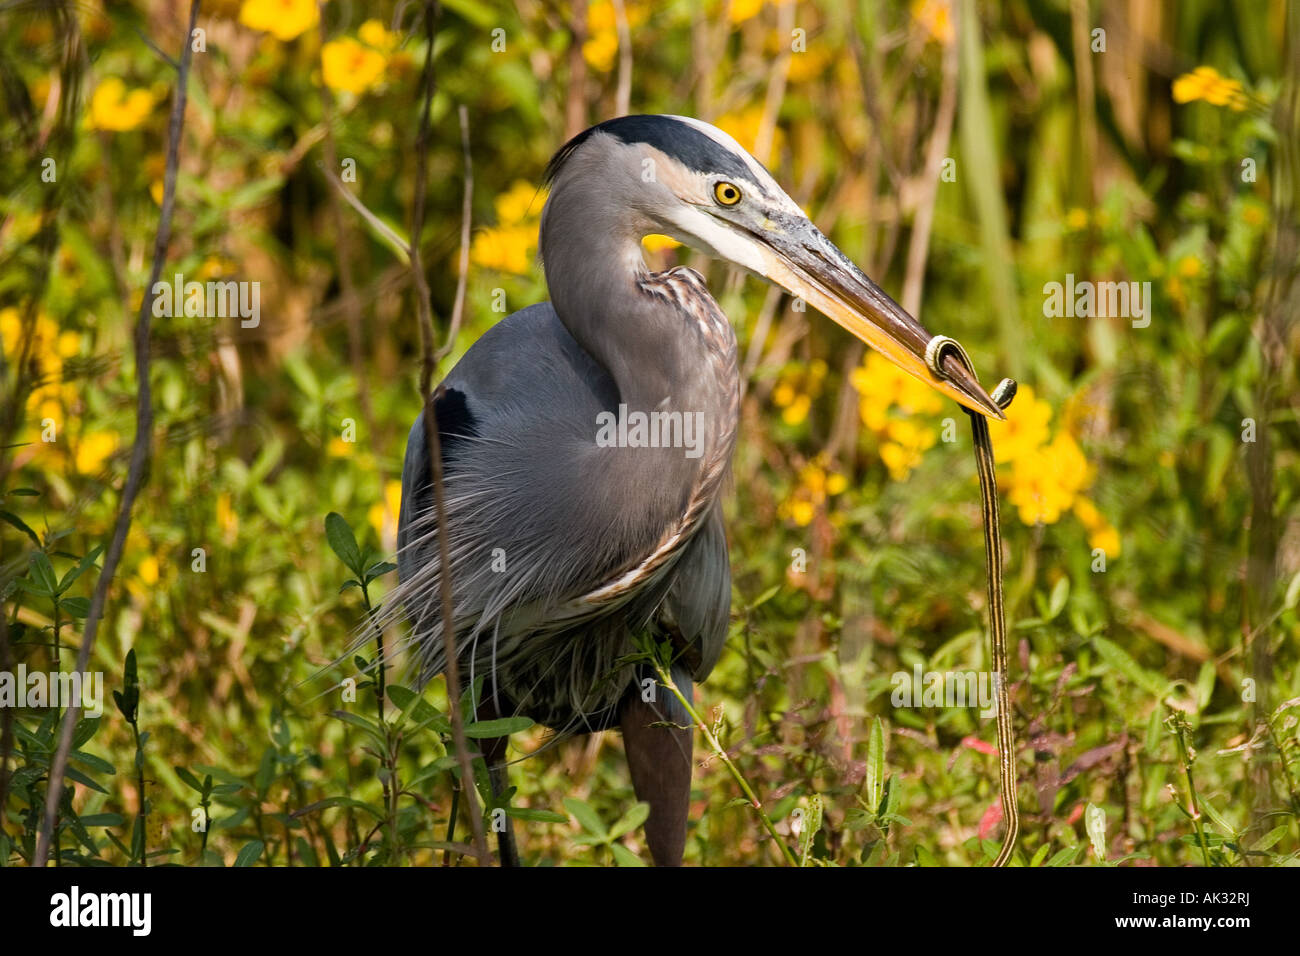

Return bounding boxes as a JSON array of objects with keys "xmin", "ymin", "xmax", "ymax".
[
  {"xmin": 496, "ymin": 181, "xmax": 543, "ymax": 222},
  {"xmin": 369, "ymin": 479, "xmax": 403, "ymax": 546},
  {"xmin": 358, "ymin": 19, "xmax": 398, "ymax": 52},
  {"xmin": 1006, "ymin": 433, "xmax": 1089, "ymax": 525},
  {"xmin": 715, "ymin": 105, "xmax": 784, "ymax": 164},
  {"xmin": 779, "ymin": 454, "xmax": 847, "ymax": 525},
  {"xmin": 911, "ymin": 0, "xmax": 954, "ymax": 46},
  {"xmin": 89, "ymin": 78, "xmax": 154, "ymax": 131},
  {"xmin": 56, "ymin": 330, "xmax": 81, "ymax": 358},
  {"xmin": 239, "ymin": 0, "xmax": 319, "ymax": 42},
  {"xmin": 470, "ymin": 225, "xmax": 535, "ymax": 275},
  {"xmin": 322, "ymin": 37, "xmax": 387, "ymax": 94},
  {"xmin": 772, "ymin": 382, "xmax": 796, "ymax": 408},
  {"xmin": 583, "ymin": 1, "xmax": 649, "ymax": 72},
  {"xmin": 851, "ymin": 351, "xmax": 943, "ymax": 433},
  {"xmin": 787, "ymin": 43, "xmax": 829, "ymax": 83},
  {"xmin": 75, "ymin": 430, "xmax": 118, "ymax": 474},
  {"xmin": 216, "ymin": 492, "xmax": 239, "ymax": 542},
  {"xmin": 1088, "ymin": 523, "xmax": 1121, "ymax": 558},
  {"xmin": 1176, "ymin": 255, "xmax": 1202, "ymax": 278},
  {"xmin": 0, "ymin": 306, "xmax": 24, "ymax": 355},
  {"xmin": 1072, "ymin": 496, "xmax": 1120, "ymax": 557},
  {"xmin": 327, "ymin": 436, "xmax": 351, "ymax": 457},
  {"xmin": 1072, "ymin": 495, "xmax": 1101, "ymax": 530},
  {"xmin": 781, "ymin": 393, "xmax": 811, "ymax": 426},
  {"xmin": 729, "ymin": 0, "xmax": 765, "ymax": 24},
  {"xmin": 878, "ymin": 419, "xmax": 937, "ymax": 481},
  {"xmin": 1065, "ymin": 208, "xmax": 1089, "ymax": 231},
  {"xmin": 471, "ymin": 182, "xmax": 547, "ymax": 274},
  {"xmin": 784, "ymin": 499, "xmax": 815, "ymax": 527},
  {"xmin": 1172, "ymin": 66, "xmax": 1246, "ymax": 111},
  {"xmin": 986, "ymin": 383, "xmax": 1052, "ymax": 465},
  {"xmin": 137, "ymin": 555, "xmax": 160, "ymax": 586}
]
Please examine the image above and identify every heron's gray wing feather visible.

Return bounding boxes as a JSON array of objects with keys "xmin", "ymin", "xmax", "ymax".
[
  {"xmin": 389, "ymin": 303, "xmax": 726, "ymax": 726},
  {"xmin": 655, "ymin": 501, "xmax": 730, "ymax": 681}
]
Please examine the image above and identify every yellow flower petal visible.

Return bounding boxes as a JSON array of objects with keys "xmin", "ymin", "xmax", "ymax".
[
  {"xmin": 322, "ymin": 37, "xmax": 387, "ymax": 95},
  {"xmin": 240, "ymin": 0, "xmax": 319, "ymax": 42}
]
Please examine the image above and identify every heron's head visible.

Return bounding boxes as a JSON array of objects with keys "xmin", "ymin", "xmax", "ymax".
[{"xmin": 544, "ymin": 114, "xmax": 1003, "ymax": 419}]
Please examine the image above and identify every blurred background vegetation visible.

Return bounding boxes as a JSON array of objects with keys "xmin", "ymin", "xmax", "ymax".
[{"xmin": 1, "ymin": 0, "xmax": 1297, "ymax": 866}]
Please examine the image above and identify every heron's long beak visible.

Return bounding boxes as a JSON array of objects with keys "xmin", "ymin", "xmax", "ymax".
[{"xmin": 754, "ymin": 218, "xmax": 1005, "ymax": 420}]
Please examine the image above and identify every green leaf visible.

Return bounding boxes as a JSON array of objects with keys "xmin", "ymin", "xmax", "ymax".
[
  {"xmin": 407, "ymin": 755, "xmax": 458, "ymax": 789},
  {"xmin": 59, "ymin": 545, "xmax": 104, "ymax": 593},
  {"xmin": 331, "ymin": 709, "xmax": 387, "ymax": 747},
  {"xmin": 608, "ymin": 801, "xmax": 649, "ymax": 840},
  {"xmin": 1046, "ymin": 576, "xmax": 1070, "ymax": 621},
  {"xmin": 1198, "ymin": 800, "xmax": 1236, "ymax": 837},
  {"xmin": 64, "ymin": 765, "xmax": 108, "ymax": 794},
  {"xmin": 174, "ymin": 766, "xmax": 205, "ymax": 793},
  {"xmin": 233, "ymin": 840, "xmax": 265, "ymax": 867},
  {"xmin": 58, "ymin": 596, "xmax": 90, "ymax": 618},
  {"xmin": 325, "ymin": 512, "xmax": 363, "ymax": 577},
  {"xmin": 1251, "ymin": 824, "xmax": 1289, "ymax": 852},
  {"xmin": 292, "ymin": 797, "xmax": 386, "ymax": 820},
  {"xmin": 1091, "ymin": 636, "xmax": 1169, "ymax": 699},
  {"xmin": 71, "ymin": 750, "xmax": 116, "ymax": 775},
  {"xmin": 610, "ymin": 843, "xmax": 647, "ymax": 867},
  {"xmin": 864, "ymin": 718, "xmax": 885, "ymax": 814},
  {"xmin": 749, "ymin": 584, "xmax": 781, "ymax": 609},
  {"xmin": 1045, "ymin": 845, "xmax": 1083, "ymax": 867},
  {"xmin": 0, "ymin": 510, "xmax": 39, "ymax": 545},
  {"xmin": 464, "ymin": 717, "xmax": 534, "ymax": 738},
  {"xmin": 562, "ymin": 797, "xmax": 608, "ymax": 839},
  {"xmin": 78, "ymin": 813, "xmax": 126, "ymax": 828},
  {"xmin": 191, "ymin": 764, "xmax": 247, "ymax": 789},
  {"xmin": 505, "ymin": 807, "xmax": 568, "ymax": 823},
  {"xmin": 844, "ymin": 807, "xmax": 875, "ymax": 831},
  {"xmin": 28, "ymin": 551, "xmax": 57, "ymax": 596},
  {"xmin": 363, "ymin": 561, "xmax": 397, "ymax": 582},
  {"xmin": 72, "ymin": 718, "xmax": 101, "ymax": 749}
]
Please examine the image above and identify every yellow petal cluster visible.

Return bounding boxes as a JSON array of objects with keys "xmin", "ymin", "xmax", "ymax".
[
  {"xmin": 1172, "ymin": 66, "xmax": 1247, "ymax": 111},
  {"xmin": 850, "ymin": 351, "xmax": 942, "ymax": 480},
  {"xmin": 322, "ymin": 37, "xmax": 387, "ymax": 95},
  {"xmin": 89, "ymin": 78, "xmax": 154, "ymax": 131},
  {"xmin": 910, "ymin": 0, "xmax": 954, "ymax": 46},
  {"xmin": 778, "ymin": 453, "xmax": 848, "ymax": 527},
  {"xmin": 583, "ymin": 1, "xmax": 649, "ymax": 72},
  {"xmin": 471, "ymin": 181, "xmax": 547, "ymax": 275},
  {"xmin": 772, "ymin": 359, "xmax": 827, "ymax": 427},
  {"xmin": 369, "ymin": 479, "xmax": 403, "ymax": 549},
  {"xmin": 239, "ymin": 0, "xmax": 319, "ymax": 42}
]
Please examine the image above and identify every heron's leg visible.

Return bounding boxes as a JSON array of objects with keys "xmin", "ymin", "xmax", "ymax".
[
  {"xmin": 619, "ymin": 686, "xmax": 693, "ymax": 867},
  {"xmin": 476, "ymin": 699, "xmax": 520, "ymax": 867}
]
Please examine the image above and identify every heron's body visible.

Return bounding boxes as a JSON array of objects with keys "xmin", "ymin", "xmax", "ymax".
[
  {"xmin": 392, "ymin": 115, "xmax": 1002, "ymax": 866},
  {"xmin": 397, "ymin": 295, "xmax": 736, "ymax": 732}
]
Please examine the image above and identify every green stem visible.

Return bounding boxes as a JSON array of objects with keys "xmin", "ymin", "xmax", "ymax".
[
  {"xmin": 131, "ymin": 720, "xmax": 147, "ymax": 868},
  {"xmin": 1170, "ymin": 714, "xmax": 1211, "ymax": 867},
  {"xmin": 361, "ymin": 582, "xmax": 398, "ymax": 862}
]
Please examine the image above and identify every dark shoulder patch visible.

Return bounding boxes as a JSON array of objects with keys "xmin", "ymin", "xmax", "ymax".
[
  {"xmin": 434, "ymin": 387, "xmax": 477, "ymax": 465},
  {"xmin": 546, "ymin": 115, "xmax": 759, "ymax": 186}
]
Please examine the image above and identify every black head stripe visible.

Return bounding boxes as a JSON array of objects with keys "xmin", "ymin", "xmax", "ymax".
[{"xmin": 545, "ymin": 115, "xmax": 761, "ymax": 186}]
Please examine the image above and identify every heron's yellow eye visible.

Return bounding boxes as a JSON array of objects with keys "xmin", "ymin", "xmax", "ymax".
[{"xmin": 713, "ymin": 181, "xmax": 742, "ymax": 206}]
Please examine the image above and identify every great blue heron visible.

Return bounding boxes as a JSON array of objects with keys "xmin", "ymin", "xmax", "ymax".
[{"xmin": 392, "ymin": 114, "xmax": 1002, "ymax": 866}]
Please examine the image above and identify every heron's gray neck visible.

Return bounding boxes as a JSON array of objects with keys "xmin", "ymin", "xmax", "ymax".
[{"xmin": 540, "ymin": 183, "xmax": 728, "ymax": 417}]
